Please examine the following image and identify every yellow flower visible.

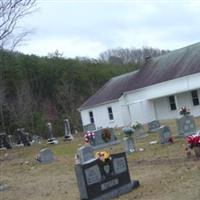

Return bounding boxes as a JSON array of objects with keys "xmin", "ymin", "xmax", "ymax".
[{"xmin": 95, "ymin": 151, "xmax": 110, "ymax": 162}]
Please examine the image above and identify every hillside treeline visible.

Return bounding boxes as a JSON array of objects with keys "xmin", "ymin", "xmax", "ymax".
[
  {"xmin": 0, "ymin": 50, "xmax": 137, "ymax": 137},
  {"xmin": 0, "ymin": 47, "xmax": 168, "ymax": 137}
]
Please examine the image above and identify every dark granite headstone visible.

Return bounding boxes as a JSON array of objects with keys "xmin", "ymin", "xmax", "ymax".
[
  {"xmin": 0, "ymin": 132, "xmax": 12, "ymax": 149},
  {"xmin": 91, "ymin": 128, "xmax": 119, "ymax": 149},
  {"xmin": 158, "ymin": 126, "xmax": 172, "ymax": 144},
  {"xmin": 148, "ymin": 120, "xmax": 161, "ymax": 132},
  {"xmin": 16, "ymin": 128, "xmax": 31, "ymax": 146},
  {"xmin": 75, "ymin": 152, "xmax": 139, "ymax": 200},
  {"xmin": 83, "ymin": 123, "xmax": 96, "ymax": 132},
  {"xmin": 176, "ymin": 115, "xmax": 197, "ymax": 136}
]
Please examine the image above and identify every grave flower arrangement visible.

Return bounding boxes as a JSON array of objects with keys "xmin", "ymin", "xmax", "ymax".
[
  {"xmin": 186, "ymin": 132, "xmax": 200, "ymax": 148},
  {"xmin": 179, "ymin": 106, "xmax": 190, "ymax": 116},
  {"xmin": 84, "ymin": 131, "xmax": 95, "ymax": 144},
  {"xmin": 95, "ymin": 151, "xmax": 112, "ymax": 175},
  {"xmin": 186, "ymin": 132, "xmax": 200, "ymax": 157},
  {"xmin": 95, "ymin": 151, "xmax": 110, "ymax": 162},
  {"xmin": 131, "ymin": 121, "xmax": 142, "ymax": 130},
  {"xmin": 101, "ymin": 128, "xmax": 111, "ymax": 143}
]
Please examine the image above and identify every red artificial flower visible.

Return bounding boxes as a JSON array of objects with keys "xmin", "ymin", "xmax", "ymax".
[{"xmin": 186, "ymin": 133, "xmax": 200, "ymax": 148}]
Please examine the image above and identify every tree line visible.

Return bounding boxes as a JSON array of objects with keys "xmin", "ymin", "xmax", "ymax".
[
  {"xmin": 0, "ymin": 0, "xmax": 169, "ymax": 137},
  {"xmin": 0, "ymin": 50, "xmax": 135, "ymax": 137},
  {"xmin": 0, "ymin": 47, "xmax": 169, "ymax": 137}
]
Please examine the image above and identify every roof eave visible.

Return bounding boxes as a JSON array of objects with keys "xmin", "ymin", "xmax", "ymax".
[{"xmin": 78, "ymin": 98, "xmax": 119, "ymax": 112}]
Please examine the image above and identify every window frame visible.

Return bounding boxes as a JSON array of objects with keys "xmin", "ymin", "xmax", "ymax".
[
  {"xmin": 89, "ymin": 111, "xmax": 94, "ymax": 123},
  {"xmin": 191, "ymin": 90, "xmax": 199, "ymax": 106},
  {"xmin": 107, "ymin": 106, "xmax": 114, "ymax": 120},
  {"xmin": 168, "ymin": 95, "xmax": 177, "ymax": 111}
]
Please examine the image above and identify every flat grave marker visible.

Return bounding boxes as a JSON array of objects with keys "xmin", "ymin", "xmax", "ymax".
[{"xmin": 36, "ymin": 148, "xmax": 54, "ymax": 164}]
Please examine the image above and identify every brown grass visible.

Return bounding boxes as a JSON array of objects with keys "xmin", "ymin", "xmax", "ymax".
[{"xmin": 0, "ymin": 118, "xmax": 200, "ymax": 200}]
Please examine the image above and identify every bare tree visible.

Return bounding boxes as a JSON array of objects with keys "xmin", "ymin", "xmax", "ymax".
[
  {"xmin": 99, "ymin": 47, "xmax": 170, "ymax": 65},
  {"xmin": 0, "ymin": 0, "xmax": 36, "ymax": 49}
]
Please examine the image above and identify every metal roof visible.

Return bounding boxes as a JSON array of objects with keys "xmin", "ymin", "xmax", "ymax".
[{"xmin": 79, "ymin": 42, "xmax": 200, "ymax": 110}]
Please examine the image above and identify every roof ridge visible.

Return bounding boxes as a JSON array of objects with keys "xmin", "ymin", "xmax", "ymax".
[
  {"xmin": 150, "ymin": 42, "xmax": 200, "ymax": 62},
  {"xmin": 79, "ymin": 42, "xmax": 200, "ymax": 110}
]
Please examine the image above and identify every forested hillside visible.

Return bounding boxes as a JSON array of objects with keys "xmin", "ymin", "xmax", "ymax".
[
  {"xmin": 0, "ymin": 47, "xmax": 168, "ymax": 137},
  {"xmin": 0, "ymin": 50, "xmax": 137, "ymax": 136}
]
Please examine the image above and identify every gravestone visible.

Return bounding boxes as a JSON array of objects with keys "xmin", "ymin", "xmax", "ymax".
[
  {"xmin": 158, "ymin": 126, "xmax": 172, "ymax": 144},
  {"xmin": 134, "ymin": 126, "xmax": 147, "ymax": 138},
  {"xmin": 47, "ymin": 122, "xmax": 58, "ymax": 144},
  {"xmin": 31, "ymin": 135, "xmax": 42, "ymax": 144},
  {"xmin": 83, "ymin": 123, "xmax": 96, "ymax": 132},
  {"xmin": 16, "ymin": 128, "xmax": 31, "ymax": 146},
  {"xmin": 0, "ymin": 132, "xmax": 12, "ymax": 149},
  {"xmin": 64, "ymin": 119, "xmax": 74, "ymax": 141},
  {"xmin": 77, "ymin": 145, "xmax": 94, "ymax": 164},
  {"xmin": 90, "ymin": 128, "xmax": 118, "ymax": 149},
  {"xmin": 36, "ymin": 148, "xmax": 54, "ymax": 163},
  {"xmin": 148, "ymin": 120, "xmax": 161, "ymax": 132},
  {"xmin": 47, "ymin": 122, "xmax": 53, "ymax": 138},
  {"xmin": 123, "ymin": 137, "xmax": 135, "ymax": 153},
  {"xmin": 75, "ymin": 152, "xmax": 139, "ymax": 200},
  {"xmin": 176, "ymin": 115, "xmax": 197, "ymax": 136}
]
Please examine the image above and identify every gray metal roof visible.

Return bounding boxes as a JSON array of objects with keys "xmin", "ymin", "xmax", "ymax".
[{"xmin": 80, "ymin": 42, "xmax": 200, "ymax": 110}]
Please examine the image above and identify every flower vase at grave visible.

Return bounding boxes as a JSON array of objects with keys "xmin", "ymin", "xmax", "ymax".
[
  {"xmin": 122, "ymin": 127, "xmax": 135, "ymax": 153},
  {"xmin": 122, "ymin": 127, "xmax": 134, "ymax": 138},
  {"xmin": 186, "ymin": 133, "xmax": 200, "ymax": 158}
]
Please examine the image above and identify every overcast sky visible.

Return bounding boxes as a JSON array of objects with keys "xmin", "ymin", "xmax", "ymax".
[{"xmin": 17, "ymin": 0, "xmax": 200, "ymax": 58}]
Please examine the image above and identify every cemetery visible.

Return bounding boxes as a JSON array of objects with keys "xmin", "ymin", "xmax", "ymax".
[
  {"xmin": 0, "ymin": 2, "xmax": 200, "ymax": 199},
  {"xmin": 0, "ymin": 117, "xmax": 200, "ymax": 200}
]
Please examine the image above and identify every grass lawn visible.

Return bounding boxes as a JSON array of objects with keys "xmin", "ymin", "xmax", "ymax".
[{"xmin": 0, "ymin": 118, "xmax": 200, "ymax": 200}]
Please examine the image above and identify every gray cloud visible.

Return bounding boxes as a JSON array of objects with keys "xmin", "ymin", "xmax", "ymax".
[{"xmin": 17, "ymin": 0, "xmax": 200, "ymax": 58}]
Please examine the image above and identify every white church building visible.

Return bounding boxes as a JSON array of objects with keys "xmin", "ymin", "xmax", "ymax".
[{"xmin": 79, "ymin": 43, "xmax": 200, "ymax": 129}]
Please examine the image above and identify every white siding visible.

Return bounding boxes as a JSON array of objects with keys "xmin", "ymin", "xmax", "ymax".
[
  {"xmin": 120, "ymin": 105, "xmax": 132, "ymax": 126},
  {"xmin": 80, "ymin": 101, "xmax": 124, "ymax": 129},
  {"xmin": 128, "ymin": 100, "xmax": 156, "ymax": 124},
  {"xmin": 176, "ymin": 90, "xmax": 200, "ymax": 117},
  {"xmin": 80, "ymin": 73, "xmax": 200, "ymax": 128},
  {"xmin": 154, "ymin": 89, "xmax": 200, "ymax": 120},
  {"xmin": 124, "ymin": 73, "xmax": 200, "ymax": 102},
  {"xmin": 154, "ymin": 96, "xmax": 179, "ymax": 120}
]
